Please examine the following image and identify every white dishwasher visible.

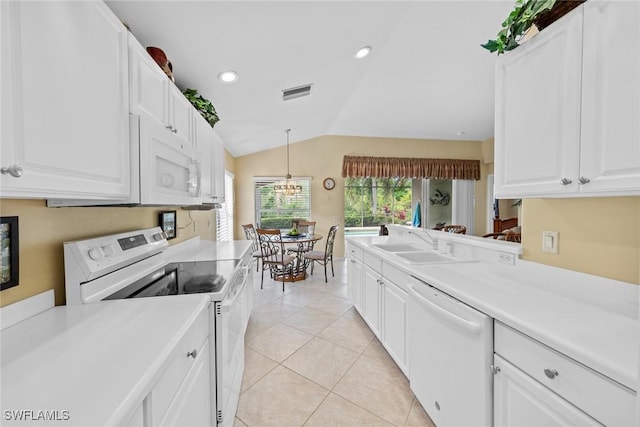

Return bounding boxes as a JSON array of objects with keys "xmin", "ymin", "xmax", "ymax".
[{"xmin": 407, "ymin": 275, "xmax": 493, "ymax": 427}]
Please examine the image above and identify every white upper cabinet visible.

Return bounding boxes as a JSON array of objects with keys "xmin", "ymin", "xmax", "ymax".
[
  {"xmin": 495, "ymin": 2, "xmax": 640, "ymax": 198},
  {"xmin": 194, "ymin": 113, "xmax": 225, "ymax": 204},
  {"xmin": 579, "ymin": 0, "xmax": 640, "ymax": 194},
  {"xmin": 129, "ymin": 36, "xmax": 193, "ymax": 146},
  {"xmin": 194, "ymin": 113, "xmax": 214, "ymax": 203},
  {"xmin": 1, "ymin": 1, "xmax": 130, "ymax": 199},
  {"xmin": 211, "ymin": 130, "xmax": 226, "ymax": 203}
]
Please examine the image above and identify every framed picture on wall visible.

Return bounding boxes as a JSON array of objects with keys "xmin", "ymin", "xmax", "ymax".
[
  {"xmin": 1, "ymin": 216, "xmax": 19, "ymax": 291},
  {"xmin": 159, "ymin": 210, "xmax": 177, "ymax": 240}
]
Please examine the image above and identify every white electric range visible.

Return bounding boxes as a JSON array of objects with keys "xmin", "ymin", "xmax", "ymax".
[{"xmin": 64, "ymin": 227, "xmax": 253, "ymax": 427}]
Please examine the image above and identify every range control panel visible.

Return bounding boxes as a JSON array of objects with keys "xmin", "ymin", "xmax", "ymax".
[{"xmin": 65, "ymin": 227, "xmax": 169, "ymax": 281}]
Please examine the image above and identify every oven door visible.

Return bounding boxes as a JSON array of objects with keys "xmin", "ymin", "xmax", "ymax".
[{"xmin": 214, "ymin": 266, "xmax": 249, "ymax": 426}]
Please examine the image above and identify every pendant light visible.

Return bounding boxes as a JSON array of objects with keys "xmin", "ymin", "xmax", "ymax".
[{"xmin": 274, "ymin": 129, "xmax": 302, "ymax": 196}]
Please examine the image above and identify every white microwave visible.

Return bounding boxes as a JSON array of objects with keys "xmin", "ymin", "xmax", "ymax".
[{"xmin": 48, "ymin": 114, "xmax": 202, "ymax": 207}]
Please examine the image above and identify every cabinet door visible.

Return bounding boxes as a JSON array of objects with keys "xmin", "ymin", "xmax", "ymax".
[
  {"xmin": 211, "ymin": 130, "xmax": 226, "ymax": 203},
  {"xmin": 382, "ymin": 280, "xmax": 407, "ymax": 372},
  {"xmin": 494, "ymin": 9, "xmax": 583, "ymax": 198},
  {"xmin": 194, "ymin": 114, "xmax": 214, "ymax": 202},
  {"xmin": 363, "ymin": 266, "xmax": 381, "ymax": 336},
  {"xmin": 347, "ymin": 256, "xmax": 363, "ymax": 313},
  {"xmin": 1, "ymin": 1, "xmax": 130, "ymax": 199},
  {"xmin": 129, "ymin": 35, "xmax": 169, "ymax": 127},
  {"xmin": 579, "ymin": 1, "xmax": 640, "ymax": 195},
  {"xmin": 160, "ymin": 341, "xmax": 211, "ymax": 427},
  {"xmin": 494, "ymin": 355, "xmax": 602, "ymax": 427},
  {"xmin": 168, "ymin": 84, "xmax": 193, "ymax": 145}
]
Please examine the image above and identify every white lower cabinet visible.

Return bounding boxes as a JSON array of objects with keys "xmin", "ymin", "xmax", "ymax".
[
  {"xmin": 150, "ymin": 308, "xmax": 211, "ymax": 427},
  {"xmin": 363, "ymin": 265, "xmax": 381, "ymax": 336},
  {"xmin": 346, "ymin": 243, "xmax": 364, "ymax": 313},
  {"xmin": 493, "ymin": 354, "xmax": 601, "ymax": 427},
  {"xmin": 494, "ymin": 322, "xmax": 635, "ymax": 427},
  {"xmin": 159, "ymin": 340, "xmax": 211, "ymax": 427},
  {"xmin": 381, "ymin": 278, "xmax": 407, "ymax": 372}
]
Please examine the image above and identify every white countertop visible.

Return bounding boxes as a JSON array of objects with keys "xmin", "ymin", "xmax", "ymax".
[
  {"xmin": 347, "ymin": 233, "xmax": 639, "ymax": 392},
  {"xmin": 0, "ymin": 294, "xmax": 210, "ymax": 426},
  {"xmin": 164, "ymin": 237, "xmax": 252, "ymax": 263}
]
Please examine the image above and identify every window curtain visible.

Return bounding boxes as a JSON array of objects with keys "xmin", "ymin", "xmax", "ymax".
[{"xmin": 342, "ymin": 155, "xmax": 481, "ymax": 180}]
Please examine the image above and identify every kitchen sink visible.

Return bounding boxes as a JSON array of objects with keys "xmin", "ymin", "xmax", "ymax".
[
  {"xmin": 394, "ymin": 251, "xmax": 458, "ymax": 264},
  {"xmin": 372, "ymin": 243, "xmax": 424, "ymax": 252}
]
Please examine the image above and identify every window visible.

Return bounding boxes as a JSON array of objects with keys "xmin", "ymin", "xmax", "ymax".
[
  {"xmin": 254, "ymin": 177, "xmax": 311, "ymax": 229},
  {"xmin": 216, "ymin": 171, "xmax": 234, "ymax": 241},
  {"xmin": 344, "ymin": 177, "xmax": 413, "ymax": 234}
]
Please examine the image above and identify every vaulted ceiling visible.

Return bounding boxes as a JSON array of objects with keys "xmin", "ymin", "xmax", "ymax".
[{"xmin": 105, "ymin": 1, "xmax": 512, "ymax": 157}]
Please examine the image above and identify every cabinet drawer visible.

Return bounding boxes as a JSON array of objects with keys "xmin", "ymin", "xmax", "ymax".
[
  {"xmin": 382, "ymin": 261, "xmax": 409, "ymax": 292},
  {"xmin": 494, "ymin": 322, "xmax": 635, "ymax": 427},
  {"xmin": 345, "ymin": 242, "xmax": 363, "ymax": 261},
  {"xmin": 151, "ymin": 308, "xmax": 209, "ymax": 424},
  {"xmin": 363, "ymin": 251, "xmax": 382, "ymax": 274}
]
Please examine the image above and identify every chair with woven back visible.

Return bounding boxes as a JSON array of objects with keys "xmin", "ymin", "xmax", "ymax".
[
  {"xmin": 256, "ymin": 228, "xmax": 296, "ymax": 291},
  {"xmin": 242, "ymin": 224, "xmax": 266, "ymax": 272},
  {"xmin": 441, "ymin": 225, "xmax": 467, "ymax": 234},
  {"xmin": 304, "ymin": 225, "xmax": 339, "ymax": 283},
  {"xmin": 287, "ymin": 220, "xmax": 317, "ymax": 255}
]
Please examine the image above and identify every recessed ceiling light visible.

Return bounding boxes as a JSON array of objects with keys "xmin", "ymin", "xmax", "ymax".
[
  {"xmin": 354, "ymin": 46, "xmax": 372, "ymax": 59},
  {"xmin": 456, "ymin": 131, "xmax": 467, "ymax": 136},
  {"xmin": 218, "ymin": 70, "xmax": 238, "ymax": 83}
]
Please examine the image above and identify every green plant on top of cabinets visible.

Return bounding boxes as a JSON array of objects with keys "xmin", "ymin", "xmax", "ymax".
[
  {"xmin": 481, "ymin": 0, "xmax": 557, "ymax": 54},
  {"xmin": 182, "ymin": 88, "xmax": 220, "ymax": 128}
]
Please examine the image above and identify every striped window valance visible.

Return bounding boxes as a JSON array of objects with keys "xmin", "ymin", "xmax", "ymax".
[{"xmin": 341, "ymin": 155, "xmax": 481, "ymax": 180}]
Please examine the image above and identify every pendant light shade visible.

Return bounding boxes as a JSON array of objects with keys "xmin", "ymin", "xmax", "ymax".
[{"xmin": 274, "ymin": 129, "xmax": 302, "ymax": 195}]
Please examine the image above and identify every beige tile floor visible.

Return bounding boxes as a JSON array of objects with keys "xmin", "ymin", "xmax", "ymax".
[{"xmin": 235, "ymin": 258, "xmax": 436, "ymax": 427}]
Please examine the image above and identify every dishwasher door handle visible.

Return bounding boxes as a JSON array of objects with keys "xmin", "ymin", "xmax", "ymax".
[{"xmin": 408, "ymin": 284, "xmax": 481, "ymax": 335}]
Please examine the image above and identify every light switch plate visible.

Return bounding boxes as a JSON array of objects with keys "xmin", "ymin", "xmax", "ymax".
[{"xmin": 542, "ymin": 231, "xmax": 559, "ymax": 254}]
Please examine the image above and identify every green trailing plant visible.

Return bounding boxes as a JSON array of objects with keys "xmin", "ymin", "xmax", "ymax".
[
  {"xmin": 182, "ymin": 88, "xmax": 220, "ymax": 128},
  {"xmin": 481, "ymin": 0, "xmax": 557, "ymax": 55}
]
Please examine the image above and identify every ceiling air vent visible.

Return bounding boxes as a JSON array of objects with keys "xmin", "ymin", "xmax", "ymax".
[{"xmin": 282, "ymin": 84, "xmax": 312, "ymax": 101}]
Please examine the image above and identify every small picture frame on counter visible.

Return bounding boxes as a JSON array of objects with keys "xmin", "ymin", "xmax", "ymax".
[
  {"xmin": 1, "ymin": 216, "xmax": 19, "ymax": 291},
  {"xmin": 159, "ymin": 210, "xmax": 177, "ymax": 240}
]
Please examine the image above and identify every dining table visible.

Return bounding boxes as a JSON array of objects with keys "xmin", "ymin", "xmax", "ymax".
[{"xmin": 279, "ymin": 233, "xmax": 324, "ymax": 282}]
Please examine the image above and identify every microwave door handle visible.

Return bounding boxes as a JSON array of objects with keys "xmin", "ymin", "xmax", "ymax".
[{"xmin": 407, "ymin": 283, "xmax": 481, "ymax": 335}]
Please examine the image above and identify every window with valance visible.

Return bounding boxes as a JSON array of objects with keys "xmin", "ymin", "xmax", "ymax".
[{"xmin": 341, "ymin": 155, "xmax": 481, "ymax": 180}]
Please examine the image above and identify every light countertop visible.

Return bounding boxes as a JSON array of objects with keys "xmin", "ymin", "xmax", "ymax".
[
  {"xmin": 0, "ymin": 294, "xmax": 210, "ymax": 426},
  {"xmin": 347, "ymin": 233, "xmax": 639, "ymax": 392}
]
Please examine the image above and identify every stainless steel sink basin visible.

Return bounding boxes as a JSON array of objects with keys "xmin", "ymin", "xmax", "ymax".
[
  {"xmin": 372, "ymin": 243, "xmax": 423, "ymax": 252},
  {"xmin": 394, "ymin": 251, "xmax": 457, "ymax": 264}
]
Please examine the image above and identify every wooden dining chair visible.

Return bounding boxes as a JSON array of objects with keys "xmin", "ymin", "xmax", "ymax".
[
  {"xmin": 256, "ymin": 229, "xmax": 295, "ymax": 291},
  {"xmin": 304, "ymin": 225, "xmax": 339, "ymax": 283}
]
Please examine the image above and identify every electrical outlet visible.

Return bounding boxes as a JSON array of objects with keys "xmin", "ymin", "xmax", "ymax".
[
  {"xmin": 497, "ymin": 252, "xmax": 515, "ymax": 265},
  {"xmin": 542, "ymin": 231, "xmax": 559, "ymax": 254}
]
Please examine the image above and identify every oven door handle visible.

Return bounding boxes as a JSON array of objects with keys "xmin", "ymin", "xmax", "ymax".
[{"xmin": 219, "ymin": 266, "xmax": 249, "ymax": 313}]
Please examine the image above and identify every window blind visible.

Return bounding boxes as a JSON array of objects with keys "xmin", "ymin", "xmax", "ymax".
[
  {"xmin": 216, "ymin": 171, "xmax": 234, "ymax": 241},
  {"xmin": 253, "ymin": 177, "xmax": 311, "ymax": 229}
]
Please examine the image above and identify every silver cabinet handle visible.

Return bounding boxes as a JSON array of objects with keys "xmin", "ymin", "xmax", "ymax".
[
  {"xmin": 490, "ymin": 365, "xmax": 501, "ymax": 375},
  {"xmin": 187, "ymin": 349, "xmax": 198, "ymax": 359},
  {"xmin": 166, "ymin": 124, "xmax": 174, "ymax": 131},
  {"xmin": 172, "ymin": 127, "xmax": 178, "ymax": 134},
  {"xmin": 544, "ymin": 368, "xmax": 559, "ymax": 379},
  {"xmin": 1, "ymin": 165, "xmax": 23, "ymax": 178},
  {"xmin": 578, "ymin": 177, "xmax": 591, "ymax": 185},
  {"xmin": 560, "ymin": 178, "xmax": 572, "ymax": 185}
]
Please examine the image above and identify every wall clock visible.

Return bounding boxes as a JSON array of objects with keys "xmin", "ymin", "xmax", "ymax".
[{"xmin": 323, "ymin": 177, "xmax": 335, "ymax": 190}]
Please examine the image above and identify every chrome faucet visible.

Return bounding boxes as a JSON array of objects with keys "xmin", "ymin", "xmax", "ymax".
[{"xmin": 407, "ymin": 229, "xmax": 437, "ymax": 249}]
